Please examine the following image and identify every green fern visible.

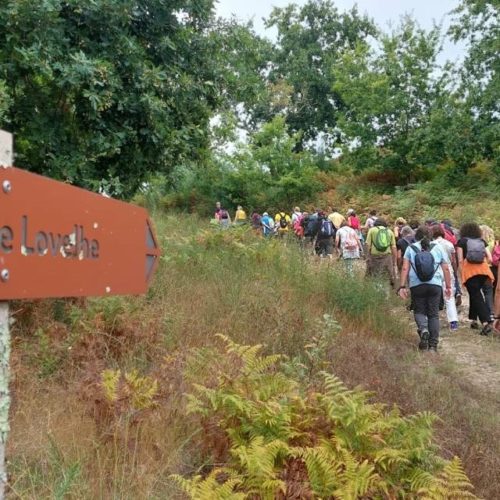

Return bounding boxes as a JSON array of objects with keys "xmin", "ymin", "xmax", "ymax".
[
  {"xmin": 170, "ymin": 469, "xmax": 246, "ymax": 499},
  {"xmin": 175, "ymin": 336, "xmax": 478, "ymax": 499},
  {"xmin": 416, "ymin": 457, "xmax": 479, "ymax": 499}
]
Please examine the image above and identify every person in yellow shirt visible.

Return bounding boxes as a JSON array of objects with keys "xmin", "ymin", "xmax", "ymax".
[
  {"xmin": 275, "ymin": 212, "xmax": 291, "ymax": 237},
  {"xmin": 234, "ymin": 205, "xmax": 247, "ymax": 225},
  {"xmin": 328, "ymin": 208, "xmax": 345, "ymax": 230},
  {"xmin": 366, "ymin": 219, "xmax": 398, "ymax": 287}
]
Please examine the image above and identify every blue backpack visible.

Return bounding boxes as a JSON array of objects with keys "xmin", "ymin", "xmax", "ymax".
[
  {"xmin": 410, "ymin": 245, "xmax": 439, "ymax": 282},
  {"xmin": 319, "ymin": 219, "xmax": 334, "ymax": 237}
]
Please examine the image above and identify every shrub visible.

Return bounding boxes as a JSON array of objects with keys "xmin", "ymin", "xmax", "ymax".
[{"xmin": 172, "ymin": 336, "xmax": 478, "ymax": 499}]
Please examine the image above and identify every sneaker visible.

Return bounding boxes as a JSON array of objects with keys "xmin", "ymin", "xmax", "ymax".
[
  {"xmin": 449, "ymin": 321, "xmax": 459, "ymax": 331},
  {"xmin": 419, "ymin": 330, "xmax": 429, "ymax": 350},
  {"xmin": 470, "ymin": 321, "xmax": 480, "ymax": 330},
  {"xmin": 480, "ymin": 324, "xmax": 493, "ymax": 336}
]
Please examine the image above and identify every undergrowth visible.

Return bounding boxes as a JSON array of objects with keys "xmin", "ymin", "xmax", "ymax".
[
  {"xmin": 7, "ymin": 217, "xmax": 500, "ymax": 498},
  {"xmin": 173, "ymin": 335, "xmax": 477, "ymax": 499}
]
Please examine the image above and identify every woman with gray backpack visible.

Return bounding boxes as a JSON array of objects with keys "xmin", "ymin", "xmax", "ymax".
[
  {"xmin": 456, "ymin": 222, "xmax": 495, "ymax": 336},
  {"xmin": 397, "ymin": 226, "xmax": 452, "ymax": 352}
]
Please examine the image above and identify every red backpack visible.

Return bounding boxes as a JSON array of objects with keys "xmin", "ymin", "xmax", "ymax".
[
  {"xmin": 441, "ymin": 224, "xmax": 457, "ymax": 246},
  {"xmin": 492, "ymin": 244, "xmax": 500, "ymax": 267},
  {"xmin": 349, "ymin": 215, "xmax": 360, "ymax": 230},
  {"xmin": 293, "ymin": 215, "xmax": 305, "ymax": 237}
]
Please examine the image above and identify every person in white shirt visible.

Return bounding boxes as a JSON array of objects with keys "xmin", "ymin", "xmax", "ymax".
[
  {"xmin": 431, "ymin": 224, "xmax": 459, "ymax": 330},
  {"xmin": 291, "ymin": 207, "xmax": 302, "ymax": 225},
  {"xmin": 336, "ymin": 222, "xmax": 363, "ymax": 275}
]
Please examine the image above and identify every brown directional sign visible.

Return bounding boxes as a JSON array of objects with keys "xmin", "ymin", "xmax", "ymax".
[{"xmin": 0, "ymin": 167, "xmax": 160, "ymax": 300}]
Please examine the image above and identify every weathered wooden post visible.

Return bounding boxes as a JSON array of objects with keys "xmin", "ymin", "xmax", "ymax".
[{"xmin": 0, "ymin": 129, "xmax": 13, "ymax": 500}]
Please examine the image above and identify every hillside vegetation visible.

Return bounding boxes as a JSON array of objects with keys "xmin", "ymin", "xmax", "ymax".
[
  {"xmin": 1, "ymin": 0, "xmax": 499, "ymax": 497},
  {"xmin": 9, "ymin": 216, "xmax": 500, "ymax": 498}
]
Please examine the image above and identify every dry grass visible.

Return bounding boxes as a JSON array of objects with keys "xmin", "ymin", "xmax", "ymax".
[{"xmin": 7, "ymin": 216, "xmax": 500, "ymax": 498}]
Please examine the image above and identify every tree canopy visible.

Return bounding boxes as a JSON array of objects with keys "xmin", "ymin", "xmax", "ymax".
[{"xmin": 0, "ymin": 0, "xmax": 497, "ymax": 199}]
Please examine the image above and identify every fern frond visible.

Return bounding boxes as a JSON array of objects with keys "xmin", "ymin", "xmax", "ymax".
[{"xmin": 170, "ymin": 469, "xmax": 246, "ymax": 499}]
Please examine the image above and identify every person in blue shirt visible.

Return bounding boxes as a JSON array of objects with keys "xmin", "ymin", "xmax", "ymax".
[
  {"xmin": 261, "ymin": 212, "xmax": 274, "ymax": 237},
  {"xmin": 397, "ymin": 226, "xmax": 452, "ymax": 352}
]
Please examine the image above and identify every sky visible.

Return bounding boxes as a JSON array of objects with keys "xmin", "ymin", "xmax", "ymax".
[{"xmin": 215, "ymin": 0, "xmax": 464, "ymax": 63}]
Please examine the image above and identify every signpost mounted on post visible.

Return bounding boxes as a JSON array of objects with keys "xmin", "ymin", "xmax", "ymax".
[
  {"xmin": 0, "ymin": 130, "xmax": 13, "ymax": 500},
  {"xmin": 0, "ymin": 130, "xmax": 160, "ymax": 498}
]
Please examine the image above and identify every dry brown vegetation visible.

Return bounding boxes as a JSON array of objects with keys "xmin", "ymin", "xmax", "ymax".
[{"xmin": 7, "ymin": 216, "xmax": 500, "ymax": 498}]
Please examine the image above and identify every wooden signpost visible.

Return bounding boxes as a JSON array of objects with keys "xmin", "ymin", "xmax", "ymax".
[{"xmin": 0, "ymin": 130, "xmax": 160, "ymax": 498}]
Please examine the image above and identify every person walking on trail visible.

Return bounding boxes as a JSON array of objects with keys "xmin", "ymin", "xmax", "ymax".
[
  {"xmin": 347, "ymin": 209, "xmax": 363, "ymax": 243},
  {"xmin": 398, "ymin": 226, "xmax": 452, "ymax": 352},
  {"xmin": 396, "ymin": 226, "xmax": 415, "ymax": 272},
  {"xmin": 336, "ymin": 221, "xmax": 362, "ymax": 269},
  {"xmin": 491, "ymin": 237, "xmax": 500, "ymax": 300},
  {"xmin": 364, "ymin": 210, "xmax": 378, "ymax": 232},
  {"xmin": 456, "ymin": 222, "xmax": 495, "ymax": 336},
  {"xmin": 493, "ymin": 276, "xmax": 500, "ymax": 333},
  {"xmin": 432, "ymin": 224, "xmax": 459, "ymax": 331},
  {"xmin": 328, "ymin": 208, "xmax": 345, "ymax": 231},
  {"xmin": 251, "ymin": 211, "xmax": 262, "ymax": 233},
  {"xmin": 291, "ymin": 207, "xmax": 302, "ymax": 226},
  {"xmin": 314, "ymin": 211, "xmax": 335, "ymax": 259},
  {"xmin": 346, "ymin": 209, "xmax": 360, "ymax": 230},
  {"xmin": 234, "ymin": 205, "xmax": 247, "ymax": 226},
  {"xmin": 275, "ymin": 211, "xmax": 291, "ymax": 238},
  {"xmin": 261, "ymin": 212, "xmax": 274, "ymax": 237},
  {"xmin": 293, "ymin": 211, "xmax": 307, "ymax": 240},
  {"xmin": 303, "ymin": 210, "xmax": 320, "ymax": 249},
  {"xmin": 441, "ymin": 219, "xmax": 461, "ymax": 304},
  {"xmin": 394, "ymin": 217, "xmax": 407, "ymax": 240},
  {"xmin": 480, "ymin": 225, "xmax": 498, "ymax": 299},
  {"xmin": 214, "ymin": 201, "xmax": 231, "ymax": 229},
  {"xmin": 366, "ymin": 218, "xmax": 397, "ymax": 287}
]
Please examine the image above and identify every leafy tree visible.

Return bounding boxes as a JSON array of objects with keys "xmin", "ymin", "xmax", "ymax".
[
  {"xmin": 205, "ymin": 19, "xmax": 273, "ymax": 133},
  {"xmin": 450, "ymin": 0, "xmax": 499, "ymax": 169},
  {"xmin": 332, "ymin": 18, "xmax": 444, "ymax": 180},
  {"xmin": 0, "ymin": 0, "xmax": 219, "ymax": 196},
  {"xmin": 265, "ymin": 0, "xmax": 376, "ymax": 151},
  {"xmin": 0, "ymin": 80, "xmax": 10, "ymax": 124}
]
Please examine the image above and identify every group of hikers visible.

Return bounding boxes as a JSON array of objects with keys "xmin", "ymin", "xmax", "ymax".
[{"xmin": 213, "ymin": 202, "xmax": 500, "ymax": 352}]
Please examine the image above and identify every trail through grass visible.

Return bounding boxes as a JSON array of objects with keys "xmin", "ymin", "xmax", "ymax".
[{"xmin": 7, "ymin": 216, "xmax": 500, "ymax": 499}]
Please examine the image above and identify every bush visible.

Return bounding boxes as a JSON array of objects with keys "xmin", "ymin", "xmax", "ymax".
[{"xmin": 173, "ymin": 336, "xmax": 478, "ymax": 499}]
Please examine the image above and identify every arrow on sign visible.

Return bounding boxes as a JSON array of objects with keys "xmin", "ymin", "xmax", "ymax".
[{"xmin": 0, "ymin": 167, "xmax": 161, "ymax": 300}]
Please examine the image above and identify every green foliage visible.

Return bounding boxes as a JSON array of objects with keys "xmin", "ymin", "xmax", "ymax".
[
  {"xmin": 0, "ymin": 79, "xmax": 11, "ymax": 123},
  {"xmin": 175, "ymin": 336, "xmax": 478, "ymax": 498},
  {"xmin": 333, "ymin": 17, "xmax": 444, "ymax": 180},
  {"xmin": 265, "ymin": 0, "xmax": 376, "ymax": 149},
  {"xmin": 164, "ymin": 116, "xmax": 323, "ymax": 213},
  {"xmin": 450, "ymin": 0, "xmax": 499, "ymax": 169},
  {"xmin": 101, "ymin": 368, "xmax": 158, "ymax": 411},
  {"xmin": 0, "ymin": 0, "xmax": 219, "ymax": 196}
]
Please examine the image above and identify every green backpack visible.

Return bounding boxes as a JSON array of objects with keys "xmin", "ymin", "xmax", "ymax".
[{"xmin": 373, "ymin": 227, "xmax": 391, "ymax": 252}]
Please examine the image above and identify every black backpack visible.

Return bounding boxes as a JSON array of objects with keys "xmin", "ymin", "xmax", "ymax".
[
  {"xmin": 466, "ymin": 238, "xmax": 486, "ymax": 264},
  {"xmin": 410, "ymin": 245, "xmax": 439, "ymax": 282},
  {"xmin": 279, "ymin": 213, "xmax": 288, "ymax": 229},
  {"xmin": 319, "ymin": 218, "xmax": 334, "ymax": 237}
]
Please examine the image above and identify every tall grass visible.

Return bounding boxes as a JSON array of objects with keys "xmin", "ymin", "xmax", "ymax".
[{"xmin": 8, "ymin": 216, "xmax": 500, "ymax": 498}]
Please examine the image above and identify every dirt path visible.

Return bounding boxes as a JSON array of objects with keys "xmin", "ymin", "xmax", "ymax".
[
  {"xmin": 438, "ymin": 300, "xmax": 500, "ymax": 397},
  {"xmin": 315, "ymin": 256, "xmax": 500, "ymax": 397}
]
